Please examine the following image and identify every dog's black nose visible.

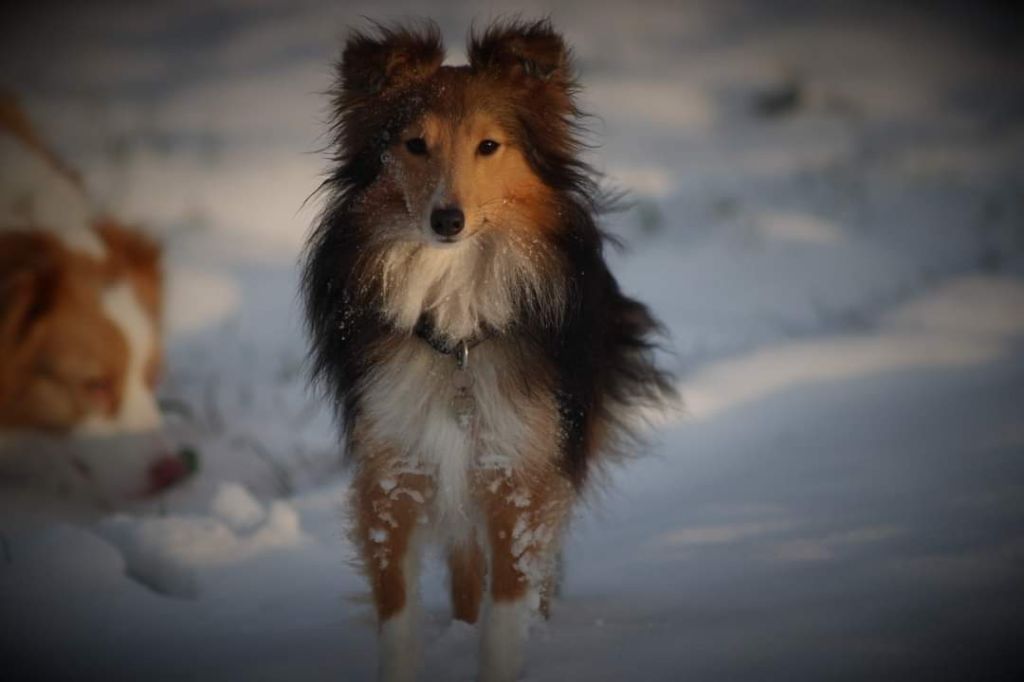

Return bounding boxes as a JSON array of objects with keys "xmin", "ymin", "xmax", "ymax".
[{"xmin": 430, "ymin": 207, "xmax": 465, "ymax": 238}]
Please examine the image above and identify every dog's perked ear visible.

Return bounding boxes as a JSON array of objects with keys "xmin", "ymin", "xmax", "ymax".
[
  {"xmin": 468, "ymin": 19, "xmax": 574, "ymax": 98},
  {"xmin": 339, "ymin": 22, "xmax": 445, "ymax": 97},
  {"xmin": 329, "ymin": 23, "xmax": 445, "ymax": 184},
  {"xmin": 467, "ymin": 20, "xmax": 599, "ymax": 204}
]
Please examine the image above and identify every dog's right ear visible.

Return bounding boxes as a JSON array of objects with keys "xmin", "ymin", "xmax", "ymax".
[
  {"xmin": 339, "ymin": 23, "xmax": 444, "ymax": 97},
  {"xmin": 95, "ymin": 221, "xmax": 163, "ymax": 324}
]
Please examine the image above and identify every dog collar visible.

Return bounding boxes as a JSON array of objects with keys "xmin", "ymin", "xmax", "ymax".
[{"xmin": 413, "ymin": 314, "xmax": 491, "ymax": 356}]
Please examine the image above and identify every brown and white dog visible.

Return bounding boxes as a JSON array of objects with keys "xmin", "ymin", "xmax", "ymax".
[
  {"xmin": 0, "ymin": 94, "xmax": 189, "ymax": 503},
  {"xmin": 303, "ymin": 21, "xmax": 674, "ymax": 681}
]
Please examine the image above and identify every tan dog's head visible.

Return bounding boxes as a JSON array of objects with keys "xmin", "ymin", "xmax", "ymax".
[
  {"xmin": 0, "ymin": 95, "xmax": 188, "ymax": 500},
  {"xmin": 0, "ymin": 226, "xmax": 163, "ymax": 435}
]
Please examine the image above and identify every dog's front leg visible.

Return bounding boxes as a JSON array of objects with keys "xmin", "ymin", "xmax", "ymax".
[
  {"xmin": 353, "ymin": 467, "xmax": 433, "ymax": 682},
  {"xmin": 477, "ymin": 471, "xmax": 572, "ymax": 682}
]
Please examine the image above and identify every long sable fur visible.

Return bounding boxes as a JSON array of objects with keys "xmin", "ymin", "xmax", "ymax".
[{"xmin": 302, "ymin": 19, "xmax": 675, "ymax": 487}]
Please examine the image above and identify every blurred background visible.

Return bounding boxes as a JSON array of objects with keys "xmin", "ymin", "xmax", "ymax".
[{"xmin": 1, "ymin": 1, "xmax": 1022, "ymax": 680}]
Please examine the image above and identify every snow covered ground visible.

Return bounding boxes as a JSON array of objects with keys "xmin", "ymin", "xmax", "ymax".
[{"xmin": 2, "ymin": 1, "xmax": 1023, "ymax": 680}]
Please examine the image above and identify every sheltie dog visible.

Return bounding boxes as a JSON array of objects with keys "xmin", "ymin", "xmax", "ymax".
[
  {"xmin": 303, "ymin": 20, "xmax": 673, "ymax": 682},
  {"xmin": 0, "ymin": 93, "xmax": 190, "ymax": 502}
]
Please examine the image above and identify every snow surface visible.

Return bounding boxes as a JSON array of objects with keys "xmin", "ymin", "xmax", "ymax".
[{"xmin": 2, "ymin": 1, "xmax": 1023, "ymax": 680}]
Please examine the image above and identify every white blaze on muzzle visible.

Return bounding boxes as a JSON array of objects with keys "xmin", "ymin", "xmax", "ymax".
[{"xmin": 75, "ymin": 281, "xmax": 162, "ymax": 436}]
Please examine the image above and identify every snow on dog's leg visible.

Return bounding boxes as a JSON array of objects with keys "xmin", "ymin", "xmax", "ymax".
[
  {"xmin": 353, "ymin": 468, "xmax": 433, "ymax": 682},
  {"xmin": 477, "ymin": 471, "xmax": 572, "ymax": 682}
]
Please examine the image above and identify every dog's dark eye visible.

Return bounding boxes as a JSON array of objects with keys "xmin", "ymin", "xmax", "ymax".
[
  {"xmin": 477, "ymin": 139, "xmax": 500, "ymax": 156},
  {"xmin": 405, "ymin": 138, "xmax": 428, "ymax": 156}
]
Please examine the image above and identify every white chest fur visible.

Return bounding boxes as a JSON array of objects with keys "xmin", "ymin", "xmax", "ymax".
[{"xmin": 377, "ymin": 235, "xmax": 562, "ymax": 344}]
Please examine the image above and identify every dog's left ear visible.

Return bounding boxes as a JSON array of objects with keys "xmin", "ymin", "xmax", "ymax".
[
  {"xmin": 340, "ymin": 23, "xmax": 445, "ymax": 97},
  {"xmin": 469, "ymin": 19, "xmax": 573, "ymax": 94}
]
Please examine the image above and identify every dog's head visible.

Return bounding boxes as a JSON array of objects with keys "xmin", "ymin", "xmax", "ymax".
[
  {"xmin": 331, "ymin": 20, "xmax": 595, "ymax": 249},
  {"xmin": 0, "ymin": 226, "xmax": 162, "ymax": 436},
  {"xmin": 0, "ymin": 96, "xmax": 189, "ymax": 500},
  {"xmin": 0, "ymin": 226, "xmax": 188, "ymax": 500}
]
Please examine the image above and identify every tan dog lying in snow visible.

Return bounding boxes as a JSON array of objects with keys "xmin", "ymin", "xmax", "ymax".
[{"xmin": 0, "ymin": 93, "xmax": 191, "ymax": 502}]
